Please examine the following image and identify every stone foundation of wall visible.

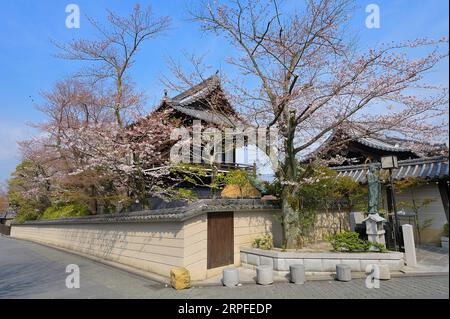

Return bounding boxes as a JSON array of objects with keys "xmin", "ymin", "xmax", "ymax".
[{"xmin": 240, "ymin": 246, "xmax": 405, "ymax": 273}]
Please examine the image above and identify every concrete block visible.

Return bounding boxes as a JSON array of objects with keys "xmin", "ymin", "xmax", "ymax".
[
  {"xmin": 340, "ymin": 259, "xmax": 361, "ymax": 272},
  {"xmin": 260, "ymin": 256, "xmax": 274, "ymax": 268},
  {"xmin": 303, "ymin": 259, "xmax": 323, "ymax": 271},
  {"xmin": 240, "ymin": 252, "xmax": 248, "ymax": 264},
  {"xmin": 336, "ymin": 264, "xmax": 351, "ymax": 282},
  {"xmin": 290, "ymin": 264, "xmax": 306, "ymax": 284},
  {"xmin": 222, "ymin": 268, "xmax": 240, "ymax": 287},
  {"xmin": 274, "ymin": 258, "xmax": 304, "ymax": 271},
  {"xmin": 382, "ymin": 259, "xmax": 404, "ymax": 270},
  {"xmin": 360, "ymin": 259, "xmax": 380, "ymax": 271},
  {"xmin": 247, "ymin": 254, "xmax": 260, "ymax": 266},
  {"xmin": 322, "ymin": 259, "xmax": 342, "ymax": 272},
  {"xmin": 285, "ymin": 258, "xmax": 304, "ymax": 267},
  {"xmin": 256, "ymin": 265, "xmax": 273, "ymax": 285},
  {"xmin": 364, "ymin": 263, "xmax": 390, "ymax": 280},
  {"xmin": 378, "ymin": 264, "xmax": 391, "ymax": 280},
  {"xmin": 273, "ymin": 258, "xmax": 288, "ymax": 271}
]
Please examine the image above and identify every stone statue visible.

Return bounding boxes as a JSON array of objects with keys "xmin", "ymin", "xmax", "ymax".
[
  {"xmin": 364, "ymin": 163, "xmax": 386, "ymax": 247},
  {"xmin": 367, "ymin": 164, "xmax": 380, "ymax": 215}
]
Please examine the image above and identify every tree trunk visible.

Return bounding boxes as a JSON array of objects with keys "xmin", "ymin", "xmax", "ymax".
[
  {"xmin": 90, "ymin": 185, "xmax": 97, "ymax": 215},
  {"xmin": 280, "ymin": 115, "xmax": 298, "ymax": 249},
  {"xmin": 115, "ymin": 76, "xmax": 124, "ymax": 128},
  {"xmin": 281, "ymin": 189, "xmax": 296, "ymax": 248}
]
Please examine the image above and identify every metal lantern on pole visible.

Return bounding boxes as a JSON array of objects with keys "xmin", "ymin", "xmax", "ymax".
[
  {"xmin": 381, "ymin": 155, "xmax": 401, "ymax": 251},
  {"xmin": 381, "ymin": 155, "xmax": 399, "ymax": 171}
]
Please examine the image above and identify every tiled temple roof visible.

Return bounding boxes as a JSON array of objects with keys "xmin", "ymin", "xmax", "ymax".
[
  {"xmin": 301, "ymin": 123, "xmax": 422, "ymax": 163},
  {"xmin": 170, "ymin": 103, "xmax": 237, "ymax": 126},
  {"xmin": 171, "ymin": 75, "xmax": 220, "ymax": 103},
  {"xmin": 333, "ymin": 156, "xmax": 449, "ymax": 183},
  {"xmin": 156, "ymin": 75, "xmax": 243, "ymax": 127},
  {"xmin": 13, "ymin": 199, "xmax": 280, "ymax": 225},
  {"xmin": 354, "ymin": 134, "xmax": 411, "ymax": 153}
]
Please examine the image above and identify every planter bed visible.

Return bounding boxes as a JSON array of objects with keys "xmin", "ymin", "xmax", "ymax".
[{"xmin": 240, "ymin": 246, "xmax": 405, "ymax": 273}]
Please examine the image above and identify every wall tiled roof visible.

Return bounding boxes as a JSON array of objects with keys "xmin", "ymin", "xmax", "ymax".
[
  {"xmin": 0, "ymin": 210, "xmax": 16, "ymax": 220},
  {"xmin": 333, "ymin": 156, "xmax": 449, "ymax": 183},
  {"xmin": 13, "ymin": 199, "xmax": 280, "ymax": 226}
]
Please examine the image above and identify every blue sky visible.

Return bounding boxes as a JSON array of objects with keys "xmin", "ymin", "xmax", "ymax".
[{"xmin": 0, "ymin": 0, "xmax": 448, "ymax": 184}]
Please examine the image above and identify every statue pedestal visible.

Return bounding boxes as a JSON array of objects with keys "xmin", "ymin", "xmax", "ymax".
[{"xmin": 363, "ymin": 214, "xmax": 386, "ymax": 248}]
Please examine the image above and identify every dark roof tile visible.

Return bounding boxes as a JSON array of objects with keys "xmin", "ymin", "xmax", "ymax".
[
  {"xmin": 14, "ymin": 199, "xmax": 280, "ymax": 226},
  {"xmin": 333, "ymin": 156, "xmax": 449, "ymax": 183}
]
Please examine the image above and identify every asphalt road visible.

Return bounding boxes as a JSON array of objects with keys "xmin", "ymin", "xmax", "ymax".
[{"xmin": 0, "ymin": 236, "xmax": 448, "ymax": 299}]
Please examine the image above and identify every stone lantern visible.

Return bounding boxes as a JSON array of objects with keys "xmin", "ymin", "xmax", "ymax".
[{"xmin": 363, "ymin": 213, "xmax": 386, "ymax": 247}]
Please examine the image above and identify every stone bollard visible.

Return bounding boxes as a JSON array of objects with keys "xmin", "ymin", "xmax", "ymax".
[
  {"xmin": 365, "ymin": 264, "xmax": 390, "ymax": 280},
  {"xmin": 378, "ymin": 264, "xmax": 391, "ymax": 280},
  {"xmin": 256, "ymin": 265, "xmax": 273, "ymax": 285},
  {"xmin": 222, "ymin": 268, "xmax": 239, "ymax": 287},
  {"xmin": 290, "ymin": 264, "xmax": 306, "ymax": 284},
  {"xmin": 336, "ymin": 264, "xmax": 352, "ymax": 282},
  {"xmin": 402, "ymin": 224, "xmax": 417, "ymax": 267},
  {"xmin": 442, "ymin": 236, "xmax": 449, "ymax": 250}
]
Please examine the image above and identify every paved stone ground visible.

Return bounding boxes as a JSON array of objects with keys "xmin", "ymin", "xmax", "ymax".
[
  {"xmin": 401, "ymin": 245, "xmax": 449, "ymax": 274},
  {"xmin": 0, "ymin": 236, "xmax": 448, "ymax": 299},
  {"xmin": 416, "ymin": 245, "xmax": 449, "ymax": 269}
]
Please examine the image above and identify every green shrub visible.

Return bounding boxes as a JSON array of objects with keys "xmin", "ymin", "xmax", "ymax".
[
  {"xmin": 224, "ymin": 169, "xmax": 253, "ymax": 187},
  {"xmin": 252, "ymin": 234, "xmax": 273, "ymax": 250},
  {"xmin": 173, "ymin": 188, "xmax": 197, "ymax": 201},
  {"xmin": 326, "ymin": 231, "xmax": 386, "ymax": 253},
  {"xmin": 15, "ymin": 209, "xmax": 42, "ymax": 223},
  {"xmin": 41, "ymin": 203, "xmax": 90, "ymax": 220},
  {"xmin": 444, "ymin": 223, "xmax": 449, "ymax": 237}
]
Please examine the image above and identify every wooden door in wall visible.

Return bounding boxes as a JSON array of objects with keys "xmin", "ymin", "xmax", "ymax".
[{"xmin": 207, "ymin": 212, "xmax": 234, "ymax": 269}]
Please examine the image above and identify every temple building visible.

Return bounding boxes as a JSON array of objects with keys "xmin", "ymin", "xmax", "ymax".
[
  {"xmin": 147, "ymin": 76, "xmax": 449, "ymax": 245},
  {"xmin": 150, "ymin": 75, "xmax": 250, "ymax": 170},
  {"xmin": 324, "ymin": 130, "xmax": 449, "ymax": 245}
]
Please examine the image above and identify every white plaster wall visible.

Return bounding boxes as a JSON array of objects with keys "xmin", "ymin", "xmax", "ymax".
[
  {"xmin": 11, "ymin": 222, "xmax": 185, "ymax": 278},
  {"xmin": 388, "ymin": 183, "xmax": 447, "ymax": 243},
  {"xmin": 234, "ymin": 210, "xmax": 281, "ymax": 262},
  {"xmin": 183, "ymin": 214, "xmax": 208, "ymax": 281},
  {"xmin": 11, "ymin": 210, "xmax": 282, "ymax": 281}
]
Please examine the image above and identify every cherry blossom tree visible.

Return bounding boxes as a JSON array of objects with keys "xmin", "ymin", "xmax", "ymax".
[
  {"xmin": 183, "ymin": 0, "xmax": 449, "ymax": 247},
  {"xmin": 0, "ymin": 183, "xmax": 8, "ymax": 212},
  {"xmin": 7, "ymin": 160, "xmax": 52, "ymax": 221},
  {"xmin": 15, "ymin": 76, "xmax": 180, "ymax": 215},
  {"xmin": 55, "ymin": 4, "xmax": 171, "ymax": 127},
  {"xmin": 12, "ymin": 4, "xmax": 173, "ymax": 217},
  {"xmin": 61, "ymin": 109, "xmax": 178, "ymax": 206}
]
